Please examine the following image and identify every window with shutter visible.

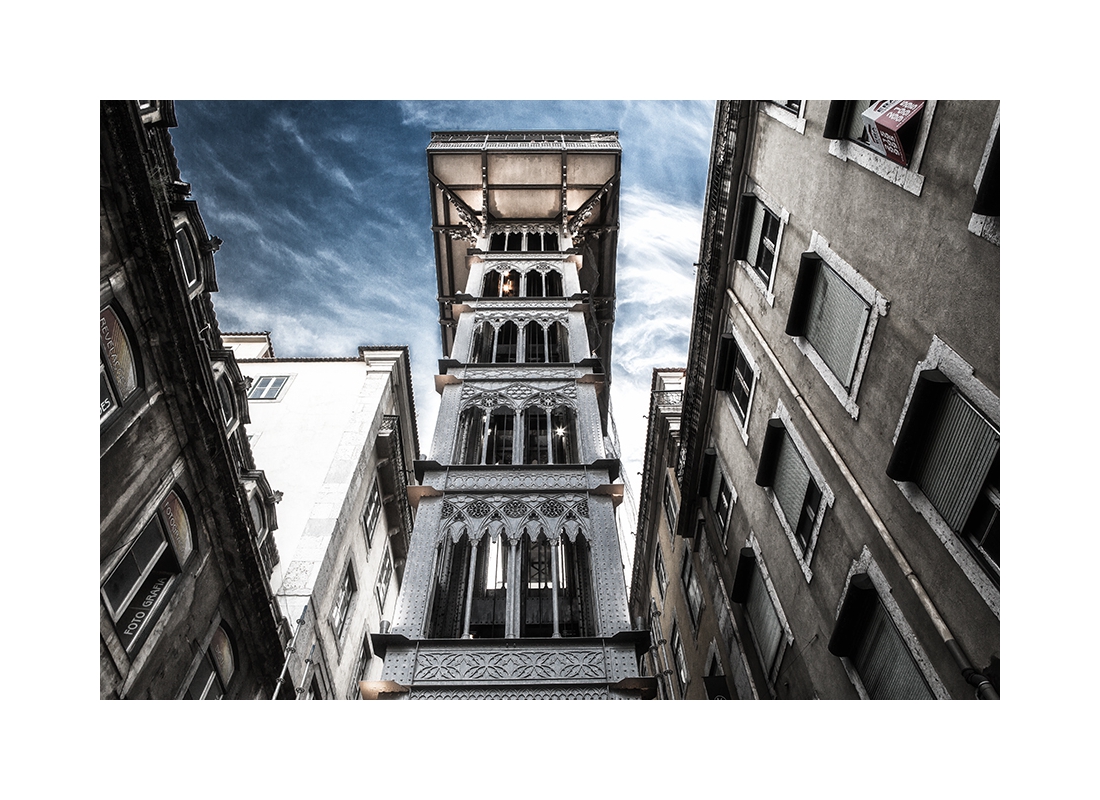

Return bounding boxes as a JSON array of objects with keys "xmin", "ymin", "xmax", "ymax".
[{"xmin": 804, "ymin": 264, "xmax": 871, "ymax": 388}]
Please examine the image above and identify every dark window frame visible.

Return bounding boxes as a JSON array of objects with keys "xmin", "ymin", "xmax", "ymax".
[{"xmin": 248, "ymin": 375, "xmax": 288, "ymax": 400}]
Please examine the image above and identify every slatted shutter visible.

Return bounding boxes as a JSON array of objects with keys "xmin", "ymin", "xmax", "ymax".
[
  {"xmin": 852, "ymin": 601, "xmax": 933, "ymax": 700},
  {"xmin": 746, "ymin": 566, "xmax": 783, "ymax": 675},
  {"xmin": 916, "ymin": 388, "xmax": 999, "ymax": 531},
  {"xmin": 804, "ymin": 265, "xmax": 870, "ymax": 387},
  {"xmin": 745, "ymin": 200, "xmax": 765, "ymax": 268},
  {"xmin": 773, "ymin": 434, "xmax": 810, "ymax": 531}
]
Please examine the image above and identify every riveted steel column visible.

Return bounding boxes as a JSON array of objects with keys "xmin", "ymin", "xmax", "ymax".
[
  {"xmin": 506, "ymin": 539, "xmax": 520, "ymax": 638},
  {"xmin": 462, "ymin": 543, "xmax": 478, "ymax": 638},
  {"xmin": 550, "ymin": 539, "xmax": 562, "ymax": 638}
]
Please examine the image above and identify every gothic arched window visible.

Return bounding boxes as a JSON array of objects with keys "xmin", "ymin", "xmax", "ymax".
[
  {"xmin": 495, "ymin": 321, "xmax": 518, "ymax": 363},
  {"xmin": 519, "ymin": 533, "xmax": 594, "ymax": 638},
  {"xmin": 522, "ymin": 406, "xmax": 578, "ymax": 464},
  {"xmin": 523, "ymin": 407, "xmax": 550, "ymax": 464},
  {"xmin": 524, "ymin": 321, "xmax": 546, "ymax": 363},
  {"xmin": 499, "ymin": 269, "xmax": 521, "ymax": 298},
  {"xmin": 551, "ymin": 406, "xmax": 579, "ymax": 464},
  {"xmin": 454, "ymin": 407, "xmax": 486, "ymax": 465},
  {"xmin": 470, "ymin": 322, "xmax": 494, "ymax": 364},
  {"xmin": 548, "ymin": 322, "xmax": 569, "ymax": 363},
  {"xmin": 544, "ymin": 270, "xmax": 564, "ymax": 297},
  {"xmin": 428, "ymin": 535, "xmax": 472, "ymax": 638},
  {"xmin": 470, "ymin": 535, "xmax": 509, "ymax": 639},
  {"xmin": 485, "ymin": 409, "xmax": 515, "ymax": 465},
  {"xmin": 526, "ymin": 270, "xmax": 545, "ymax": 297},
  {"xmin": 482, "ymin": 270, "xmax": 501, "ymax": 297}
]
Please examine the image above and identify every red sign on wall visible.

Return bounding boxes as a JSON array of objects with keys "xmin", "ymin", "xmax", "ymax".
[{"xmin": 861, "ymin": 101, "xmax": 925, "ymax": 166}]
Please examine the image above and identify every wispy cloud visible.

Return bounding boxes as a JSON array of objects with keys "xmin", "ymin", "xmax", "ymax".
[{"xmin": 171, "ymin": 100, "xmax": 715, "ymax": 523}]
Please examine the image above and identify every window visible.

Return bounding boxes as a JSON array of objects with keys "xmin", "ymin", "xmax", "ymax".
[
  {"xmin": 787, "ymin": 254, "xmax": 871, "ymax": 389},
  {"xmin": 470, "ymin": 322, "xmax": 493, "ymax": 363},
  {"xmin": 185, "ymin": 651, "xmax": 224, "ymax": 700},
  {"xmin": 715, "ymin": 332, "xmax": 756, "ymax": 427},
  {"xmin": 248, "ymin": 375, "xmax": 288, "ymax": 400},
  {"xmin": 524, "ymin": 321, "xmax": 546, "ymax": 363},
  {"xmin": 174, "ymin": 227, "xmax": 199, "ymax": 286},
  {"xmin": 703, "ymin": 453, "xmax": 735, "ymax": 532},
  {"xmin": 494, "ymin": 321, "xmax": 518, "ymax": 362},
  {"xmin": 363, "ymin": 478, "xmax": 381, "ymax": 547},
  {"xmin": 429, "ymin": 530, "xmax": 592, "ymax": 640},
  {"xmin": 499, "ymin": 269, "xmax": 521, "ymax": 297},
  {"xmin": 663, "ymin": 474, "xmax": 679, "ymax": 532},
  {"xmin": 730, "ymin": 546, "xmax": 789, "ymax": 683},
  {"xmin": 248, "ymin": 491, "xmax": 267, "ymax": 539},
  {"xmin": 454, "ymin": 406, "xmax": 515, "ymax": 465},
  {"xmin": 823, "ymin": 101, "xmax": 935, "ymax": 195},
  {"xmin": 102, "ymin": 489, "xmax": 193, "ymax": 653},
  {"xmin": 681, "ymin": 553, "xmax": 703, "ymax": 629},
  {"xmin": 733, "ymin": 196, "xmax": 782, "ymax": 290},
  {"xmin": 756, "ymin": 416, "xmax": 830, "ymax": 573},
  {"xmin": 330, "ymin": 564, "xmax": 357, "ymax": 646},
  {"xmin": 346, "ymin": 635, "xmax": 373, "ymax": 700},
  {"xmin": 772, "ymin": 430, "xmax": 820, "ymax": 553},
  {"xmin": 472, "ymin": 319, "xmax": 567, "ymax": 364},
  {"xmin": 969, "ymin": 109, "xmax": 1000, "ymax": 244},
  {"xmin": 648, "ymin": 604, "xmax": 670, "ymax": 699},
  {"xmin": 835, "ymin": 101, "xmax": 925, "ymax": 165},
  {"xmin": 481, "ymin": 267, "xmax": 563, "ymax": 298},
  {"xmin": 487, "ymin": 229, "xmax": 559, "ymax": 253},
  {"xmin": 376, "ymin": 546, "xmax": 393, "ymax": 611},
  {"xmin": 547, "ymin": 321, "xmax": 568, "ymax": 362},
  {"xmin": 655, "ymin": 547, "xmax": 668, "ymax": 599},
  {"xmin": 522, "ymin": 406, "xmax": 577, "ymax": 464},
  {"xmin": 785, "ymin": 240, "xmax": 888, "ymax": 416},
  {"xmin": 670, "ymin": 623, "xmax": 688, "ymax": 694},
  {"xmin": 485, "ymin": 410, "xmax": 515, "ymax": 464},
  {"xmin": 714, "ymin": 473, "xmax": 733, "ymax": 530},
  {"xmin": 185, "ymin": 625, "xmax": 234, "ymax": 699},
  {"xmin": 526, "ymin": 270, "xmax": 544, "ymax": 297},
  {"xmin": 762, "ymin": 101, "xmax": 806, "ymax": 133},
  {"xmin": 544, "ymin": 270, "xmax": 563, "ymax": 297},
  {"xmin": 887, "ymin": 369, "xmax": 1000, "ymax": 586},
  {"xmin": 100, "ymin": 304, "xmax": 140, "ymax": 422},
  {"xmin": 828, "ymin": 573, "xmax": 935, "ymax": 700},
  {"xmin": 216, "ymin": 375, "xmax": 236, "ymax": 427}
]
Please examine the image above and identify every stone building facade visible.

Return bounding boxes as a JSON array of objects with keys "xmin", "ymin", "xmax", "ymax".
[
  {"xmin": 634, "ymin": 101, "xmax": 1000, "ymax": 699},
  {"xmin": 225, "ymin": 336, "xmax": 419, "ymax": 699},
  {"xmin": 100, "ymin": 101, "xmax": 285, "ymax": 699},
  {"xmin": 370, "ymin": 131, "xmax": 651, "ymax": 699}
]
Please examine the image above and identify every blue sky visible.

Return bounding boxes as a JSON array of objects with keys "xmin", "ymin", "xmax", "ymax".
[{"xmin": 169, "ymin": 100, "xmax": 715, "ymax": 518}]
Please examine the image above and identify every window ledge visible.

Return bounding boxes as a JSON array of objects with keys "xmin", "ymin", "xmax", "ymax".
[
  {"xmin": 828, "ymin": 139, "xmax": 926, "ymax": 196},
  {"xmin": 968, "ymin": 213, "xmax": 1000, "ymax": 245},
  {"xmin": 736, "ymin": 259, "xmax": 776, "ymax": 306},
  {"xmin": 892, "ymin": 479, "xmax": 999, "ymax": 617},
  {"xmin": 762, "ymin": 103, "xmax": 806, "ymax": 134}
]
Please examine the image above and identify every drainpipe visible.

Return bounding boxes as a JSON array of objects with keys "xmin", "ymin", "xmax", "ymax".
[
  {"xmin": 271, "ymin": 602, "xmax": 308, "ymax": 700},
  {"xmin": 727, "ymin": 288, "xmax": 997, "ymax": 699}
]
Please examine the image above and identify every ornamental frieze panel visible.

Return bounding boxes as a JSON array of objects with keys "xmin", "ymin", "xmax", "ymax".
[
  {"xmin": 470, "ymin": 309, "xmax": 570, "ymax": 328},
  {"xmin": 459, "ymin": 381, "xmax": 577, "ymax": 411},
  {"xmin": 480, "ymin": 259, "xmax": 570, "ymax": 275},
  {"xmin": 442, "ymin": 468, "xmax": 598, "ymax": 493},
  {"xmin": 413, "ymin": 647, "xmax": 606, "ymax": 683},
  {"xmin": 461, "ymin": 366, "xmax": 579, "ymax": 381},
  {"xmin": 409, "ymin": 687, "xmax": 610, "ymax": 700},
  {"xmin": 437, "ymin": 492, "xmax": 590, "ymax": 545}
]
